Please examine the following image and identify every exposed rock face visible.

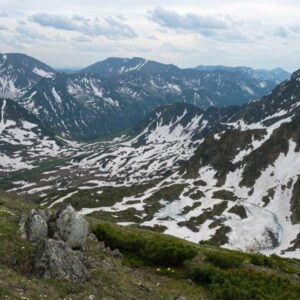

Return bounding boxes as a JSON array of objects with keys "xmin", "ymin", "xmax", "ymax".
[
  {"xmin": 52, "ymin": 205, "xmax": 88, "ymax": 250},
  {"xmin": 21, "ymin": 205, "xmax": 90, "ymax": 282},
  {"xmin": 26, "ymin": 209, "xmax": 48, "ymax": 243},
  {"xmin": 34, "ymin": 239, "xmax": 89, "ymax": 282}
]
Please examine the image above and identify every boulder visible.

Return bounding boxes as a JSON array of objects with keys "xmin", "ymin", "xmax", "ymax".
[
  {"xmin": 34, "ymin": 239, "xmax": 89, "ymax": 283},
  {"xmin": 52, "ymin": 205, "xmax": 88, "ymax": 250},
  {"xmin": 26, "ymin": 209, "xmax": 48, "ymax": 243}
]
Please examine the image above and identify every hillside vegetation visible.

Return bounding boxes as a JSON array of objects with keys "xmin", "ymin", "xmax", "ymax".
[{"xmin": 1, "ymin": 190, "xmax": 300, "ymax": 300}]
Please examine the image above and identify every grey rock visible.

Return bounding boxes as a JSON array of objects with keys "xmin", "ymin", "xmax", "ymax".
[
  {"xmin": 26, "ymin": 209, "xmax": 48, "ymax": 243},
  {"xmin": 19, "ymin": 214, "xmax": 28, "ymax": 240},
  {"xmin": 53, "ymin": 205, "xmax": 88, "ymax": 250},
  {"xmin": 34, "ymin": 239, "xmax": 89, "ymax": 283},
  {"xmin": 38, "ymin": 209, "xmax": 53, "ymax": 223},
  {"xmin": 87, "ymin": 233, "xmax": 98, "ymax": 243},
  {"xmin": 110, "ymin": 249, "xmax": 123, "ymax": 260}
]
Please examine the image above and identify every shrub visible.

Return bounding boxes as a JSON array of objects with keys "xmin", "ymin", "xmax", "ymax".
[
  {"xmin": 206, "ymin": 251, "xmax": 244, "ymax": 269},
  {"xmin": 250, "ymin": 254, "xmax": 273, "ymax": 267},
  {"xmin": 93, "ymin": 223, "xmax": 198, "ymax": 266},
  {"xmin": 186, "ymin": 262, "xmax": 221, "ymax": 284},
  {"xmin": 186, "ymin": 262, "xmax": 300, "ymax": 300}
]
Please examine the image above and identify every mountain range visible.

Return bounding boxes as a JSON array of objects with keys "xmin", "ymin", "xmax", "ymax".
[
  {"xmin": 0, "ymin": 53, "xmax": 291, "ymax": 140},
  {"xmin": 1, "ymin": 52, "xmax": 299, "ymax": 258}
]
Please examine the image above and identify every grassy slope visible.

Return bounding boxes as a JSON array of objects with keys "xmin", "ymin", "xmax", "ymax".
[{"xmin": 0, "ymin": 190, "xmax": 300, "ymax": 300}]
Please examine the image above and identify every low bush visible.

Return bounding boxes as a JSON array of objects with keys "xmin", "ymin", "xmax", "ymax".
[
  {"xmin": 206, "ymin": 251, "xmax": 244, "ymax": 269},
  {"xmin": 186, "ymin": 263, "xmax": 221, "ymax": 284},
  {"xmin": 186, "ymin": 262, "xmax": 300, "ymax": 300},
  {"xmin": 250, "ymin": 253, "xmax": 273, "ymax": 267},
  {"xmin": 93, "ymin": 223, "xmax": 198, "ymax": 266}
]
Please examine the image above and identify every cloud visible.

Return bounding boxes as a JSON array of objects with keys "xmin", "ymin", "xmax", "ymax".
[
  {"xmin": 16, "ymin": 25, "xmax": 47, "ymax": 41},
  {"xmin": 0, "ymin": 24, "xmax": 8, "ymax": 31},
  {"xmin": 71, "ymin": 35, "xmax": 92, "ymax": 43},
  {"xmin": 148, "ymin": 6, "xmax": 300, "ymax": 43},
  {"xmin": 148, "ymin": 6, "xmax": 230, "ymax": 36},
  {"xmin": 29, "ymin": 13, "xmax": 137, "ymax": 39}
]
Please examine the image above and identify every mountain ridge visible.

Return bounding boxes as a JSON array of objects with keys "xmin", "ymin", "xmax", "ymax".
[{"xmin": 0, "ymin": 53, "xmax": 292, "ymax": 140}]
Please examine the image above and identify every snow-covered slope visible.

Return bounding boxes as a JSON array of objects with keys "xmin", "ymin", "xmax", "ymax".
[
  {"xmin": 0, "ymin": 53, "xmax": 55, "ymax": 99},
  {"xmin": 0, "ymin": 98, "xmax": 68, "ymax": 175}
]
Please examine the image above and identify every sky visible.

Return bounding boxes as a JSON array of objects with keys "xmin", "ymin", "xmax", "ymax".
[{"xmin": 0, "ymin": 0, "xmax": 299, "ymax": 71}]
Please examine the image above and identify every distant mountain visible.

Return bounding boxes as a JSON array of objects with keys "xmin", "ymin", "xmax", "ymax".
[
  {"xmin": 0, "ymin": 53, "xmax": 55, "ymax": 98},
  {"xmin": 20, "ymin": 72, "xmax": 163, "ymax": 140},
  {"xmin": 80, "ymin": 57, "xmax": 288, "ymax": 106},
  {"xmin": 56, "ymin": 68, "xmax": 80, "ymax": 74},
  {"xmin": 0, "ymin": 53, "xmax": 291, "ymax": 140},
  {"xmin": 195, "ymin": 65, "xmax": 290, "ymax": 85},
  {"xmin": 78, "ymin": 57, "xmax": 156, "ymax": 77}
]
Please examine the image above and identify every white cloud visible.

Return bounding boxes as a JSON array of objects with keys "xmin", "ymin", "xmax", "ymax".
[
  {"xmin": 0, "ymin": 1, "xmax": 299, "ymax": 71},
  {"xmin": 29, "ymin": 13, "xmax": 137, "ymax": 39}
]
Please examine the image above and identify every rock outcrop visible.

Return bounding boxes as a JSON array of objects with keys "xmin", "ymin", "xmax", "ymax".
[
  {"xmin": 26, "ymin": 209, "xmax": 48, "ymax": 243},
  {"xmin": 21, "ymin": 205, "xmax": 90, "ymax": 282},
  {"xmin": 34, "ymin": 239, "xmax": 89, "ymax": 282},
  {"xmin": 51, "ymin": 205, "xmax": 88, "ymax": 250}
]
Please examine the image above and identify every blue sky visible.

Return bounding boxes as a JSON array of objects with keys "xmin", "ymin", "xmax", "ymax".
[{"xmin": 0, "ymin": 0, "xmax": 299, "ymax": 71}]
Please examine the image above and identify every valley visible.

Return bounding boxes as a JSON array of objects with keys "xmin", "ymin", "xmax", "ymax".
[{"xmin": 0, "ymin": 53, "xmax": 300, "ymax": 260}]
